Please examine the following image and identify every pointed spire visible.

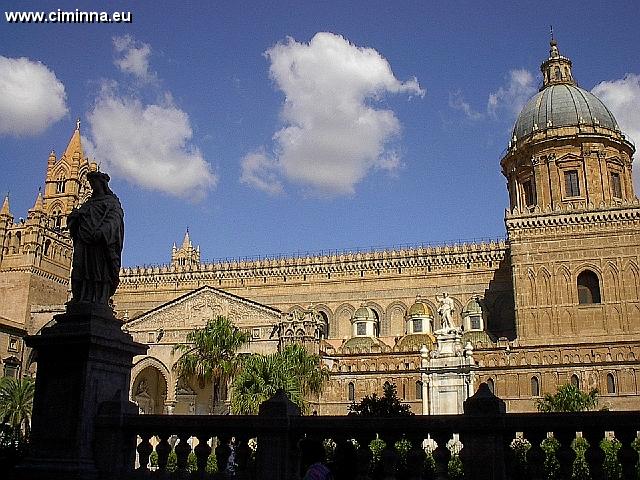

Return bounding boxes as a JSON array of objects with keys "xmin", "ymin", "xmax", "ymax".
[
  {"xmin": 62, "ymin": 118, "xmax": 84, "ymax": 161},
  {"xmin": 31, "ymin": 190, "xmax": 44, "ymax": 212},
  {"xmin": 182, "ymin": 228, "xmax": 192, "ymax": 248},
  {"xmin": 1, "ymin": 194, "xmax": 11, "ymax": 216}
]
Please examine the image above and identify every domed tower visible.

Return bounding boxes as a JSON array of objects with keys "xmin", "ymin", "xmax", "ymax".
[
  {"xmin": 502, "ymin": 39, "xmax": 635, "ymax": 212},
  {"xmin": 503, "ymin": 39, "xmax": 640, "ymax": 344}
]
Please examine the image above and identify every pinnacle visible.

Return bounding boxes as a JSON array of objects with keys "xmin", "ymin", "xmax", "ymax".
[
  {"xmin": 0, "ymin": 194, "xmax": 10, "ymax": 216},
  {"xmin": 62, "ymin": 120, "xmax": 84, "ymax": 160}
]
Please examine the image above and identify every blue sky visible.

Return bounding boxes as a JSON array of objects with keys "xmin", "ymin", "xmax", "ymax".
[{"xmin": 2, "ymin": 0, "xmax": 639, "ymax": 267}]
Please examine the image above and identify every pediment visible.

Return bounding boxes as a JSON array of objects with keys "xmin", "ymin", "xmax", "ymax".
[{"xmin": 124, "ymin": 286, "xmax": 282, "ymax": 335}]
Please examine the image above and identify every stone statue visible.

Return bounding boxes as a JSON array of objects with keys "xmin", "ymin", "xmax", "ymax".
[
  {"xmin": 67, "ymin": 171, "xmax": 124, "ymax": 306},
  {"xmin": 436, "ymin": 292, "xmax": 455, "ymax": 331}
]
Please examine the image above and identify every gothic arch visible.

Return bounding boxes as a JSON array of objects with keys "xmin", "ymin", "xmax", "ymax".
[
  {"xmin": 333, "ymin": 303, "xmax": 355, "ymax": 340},
  {"xmin": 623, "ymin": 261, "xmax": 640, "ymax": 301},
  {"xmin": 527, "ymin": 268, "xmax": 536, "ymax": 306},
  {"xmin": 131, "ymin": 356, "xmax": 172, "ymax": 401},
  {"xmin": 537, "ymin": 267, "xmax": 552, "ymax": 305},
  {"xmin": 384, "ymin": 301, "xmax": 407, "ymax": 336},
  {"xmin": 605, "ymin": 262, "xmax": 620, "ymax": 302},
  {"xmin": 556, "ymin": 265, "xmax": 572, "ymax": 305}
]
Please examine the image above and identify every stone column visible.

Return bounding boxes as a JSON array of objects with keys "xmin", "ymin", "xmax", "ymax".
[
  {"xmin": 18, "ymin": 303, "xmax": 147, "ymax": 480},
  {"xmin": 256, "ymin": 389, "xmax": 301, "ymax": 480},
  {"xmin": 460, "ymin": 382, "xmax": 507, "ymax": 480}
]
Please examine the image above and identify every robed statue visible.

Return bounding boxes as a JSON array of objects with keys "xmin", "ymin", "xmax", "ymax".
[{"xmin": 67, "ymin": 171, "xmax": 124, "ymax": 306}]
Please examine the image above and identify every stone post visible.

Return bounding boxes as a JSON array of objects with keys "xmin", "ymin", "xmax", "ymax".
[
  {"xmin": 459, "ymin": 382, "xmax": 507, "ymax": 480},
  {"xmin": 18, "ymin": 303, "xmax": 147, "ymax": 480},
  {"xmin": 256, "ymin": 389, "xmax": 301, "ymax": 480}
]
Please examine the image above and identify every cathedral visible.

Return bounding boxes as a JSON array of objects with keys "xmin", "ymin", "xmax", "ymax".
[{"xmin": 1, "ymin": 40, "xmax": 639, "ymax": 415}]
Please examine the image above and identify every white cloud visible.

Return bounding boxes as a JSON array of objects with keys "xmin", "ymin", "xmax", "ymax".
[
  {"xmin": 85, "ymin": 85, "xmax": 217, "ymax": 200},
  {"xmin": 0, "ymin": 56, "xmax": 67, "ymax": 136},
  {"xmin": 240, "ymin": 150, "xmax": 284, "ymax": 195},
  {"xmin": 449, "ymin": 90, "xmax": 483, "ymax": 120},
  {"xmin": 592, "ymin": 74, "xmax": 640, "ymax": 186},
  {"xmin": 488, "ymin": 69, "xmax": 536, "ymax": 118},
  {"xmin": 242, "ymin": 32, "xmax": 424, "ymax": 196},
  {"xmin": 113, "ymin": 35, "xmax": 155, "ymax": 83}
]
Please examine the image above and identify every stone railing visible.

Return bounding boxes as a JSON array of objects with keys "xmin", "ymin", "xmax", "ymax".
[{"xmin": 94, "ymin": 386, "xmax": 640, "ymax": 480}]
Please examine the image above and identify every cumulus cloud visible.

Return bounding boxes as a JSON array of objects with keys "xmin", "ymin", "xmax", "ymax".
[
  {"xmin": 113, "ymin": 35, "xmax": 155, "ymax": 83},
  {"xmin": 242, "ymin": 32, "xmax": 424, "ymax": 196},
  {"xmin": 0, "ymin": 56, "xmax": 67, "ymax": 136},
  {"xmin": 592, "ymin": 74, "xmax": 640, "ymax": 146},
  {"xmin": 488, "ymin": 68, "xmax": 536, "ymax": 117},
  {"xmin": 86, "ymin": 35, "xmax": 215, "ymax": 199},
  {"xmin": 593, "ymin": 73, "xmax": 640, "ymax": 186},
  {"xmin": 85, "ymin": 87, "xmax": 217, "ymax": 200}
]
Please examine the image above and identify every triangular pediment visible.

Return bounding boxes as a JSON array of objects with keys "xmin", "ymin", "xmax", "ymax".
[{"xmin": 124, "ymin": 286, "xmax": 282, "ymax": 335}]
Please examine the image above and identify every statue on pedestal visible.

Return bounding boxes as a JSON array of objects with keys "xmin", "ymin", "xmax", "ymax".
[
  {"xmin": 67, "ymin": 171, "xmax": 124, "ymax": 306},
  {"xmin": 436, "ymin": 292, "xmax": 456, "ymax": 332}
]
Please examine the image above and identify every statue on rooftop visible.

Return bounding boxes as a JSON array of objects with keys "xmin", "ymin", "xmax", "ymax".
[
  {"xmin": 67, "ymin": 171, "xmax": 124, "ymax": 307},
  {"xmin": 436, "ymin": 292, "xmax": 455, "ymax": 331}
]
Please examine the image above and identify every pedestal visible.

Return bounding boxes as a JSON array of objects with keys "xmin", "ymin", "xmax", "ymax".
[{"xmin": 18, "ymin": 303, "xmax": 147, "ymax": 480}]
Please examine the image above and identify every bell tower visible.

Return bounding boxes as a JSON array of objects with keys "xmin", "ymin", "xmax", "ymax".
[{"xmin": 43, "ymin": 119, "xmax": 96, "ymax": 229}]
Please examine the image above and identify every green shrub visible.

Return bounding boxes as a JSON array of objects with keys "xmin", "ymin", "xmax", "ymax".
[
  {"xmin": 541, "ymin": 436, "xmax": 560, "ymax": 480},
  {"xmin": 600, "ymin": 438, "xmax": 622, "ymax": 480},
  {"xmin": 448, "ymin": 453, "xmax": 464, "ymax": 480},
  {"xmin": 166, "ymin": 450, "xmax": 177, "ymax": 473},
  {"xmin": 187, "ymin": 451, "xmax": 198, "ymax": 473},
  {"xmin": 369, "ymin": 436, "xmax": 386, "ymax": 463},
  {"xmin": 149, "ymin": 450, "xmax": 158, "ymax": 468},
  {"xmin": 571, "ymin": 436, "xmax": 591, "ymax": 480},
  {"xmin": 206, "ymin": 452, "xmax": 218, "ymax": 474}
]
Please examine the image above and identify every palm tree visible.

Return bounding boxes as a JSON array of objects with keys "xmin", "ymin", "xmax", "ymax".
[
  {"xmin": 231, "ymin": 353, "xmax": 302, "ymax": 414},
  {"xmin": 230, "ymin": 344, "xmax": 328, "ymax": 414},
  {"xmin": 0, "ymin": 376, "xmax": 35, "ymax": 441},
  {"xmin": 173, "ymin": 316, "xmax": 251, "ymax": 413}
]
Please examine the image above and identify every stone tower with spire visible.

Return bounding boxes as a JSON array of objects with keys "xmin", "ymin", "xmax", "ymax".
[
  {"xmin": 0, "ymin": 121, "xmax": 97, "ymax": 376},
  {"xmin": 171, "ymin": 230, "xmax": 201, "ymax": 267}
]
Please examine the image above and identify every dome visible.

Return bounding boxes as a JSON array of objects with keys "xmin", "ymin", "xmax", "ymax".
[
  {"xmin": 513, "ymin": 84, "xmax": 619, "ymax": 141},
  {"xmin": 408, "ymin": 299, "xmax": 433, "ymax": 317},
  {"xmin": 396, "ymin": 333, "xmax": 435, "ymax": 352},
  {"xmin": 352, "ymin": 305, "xmax": 377, "ymax": 321}
]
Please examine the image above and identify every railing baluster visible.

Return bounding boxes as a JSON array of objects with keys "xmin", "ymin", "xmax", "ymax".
[
  {"xmin": 137, "ymin": 433, "xmax": 153, "ymax": 474},
  {"xmin": 174, "ymin": 433, "xmax": 191, "ymax": 473},
  {"xmin": 554, "ymin": 430, "xmax": 576, "ymax": 479},
  {"xmin": 430, "ymin": 432, "xmax": 451, "ymax": 480},
  {"xmin": 194, "ymin": 434, "xmax": 211, "ymax": 477},
  {"xmin": 617, "ymin": 428, "xmax": 639, "ymax": 479},
  {"xmin": 156, "ymin": 434, "xmax": 171, "ymax": 476},
  {"xmin": 524, "ymin": 430, "xmax": 546, "ymax": 480},
  {"xmin": 583, "ymin": 427, "xmax": 604, "ymax": 479}
]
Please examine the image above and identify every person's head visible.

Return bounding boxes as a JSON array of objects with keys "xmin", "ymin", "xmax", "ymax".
[{"xmin": 87, "ymin": 171, "xmax": 111, "ymax": 195}]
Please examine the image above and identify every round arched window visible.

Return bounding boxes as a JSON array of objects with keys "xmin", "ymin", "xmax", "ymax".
[{"xmin": 577, "ymin": 270, "xmax": 601, "ymax": 304}]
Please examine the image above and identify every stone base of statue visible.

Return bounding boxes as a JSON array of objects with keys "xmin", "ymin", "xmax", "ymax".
[
  {"xmin": 18, "ymin": 302, "xmax": 147, "ymax": 480},
  {"xmin": 421, "ymin": 329, "xmax": 475, "ymax": 415}
]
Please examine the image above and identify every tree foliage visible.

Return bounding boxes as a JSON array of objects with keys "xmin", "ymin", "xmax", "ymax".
[
  {"xmin": 231, "ymin": 343, "xmax": 328, "ymax": 414},
  {"xmin": 348, "ymin": 383, "xmax": 413, "ymax": 417},
  {"xmin": 0, "ymin": 376, "xmax": 35, "ymax": 439},
  {"xmin": 173, "ymin": 316, "xmax": 250, "ymax": 404},
  {"xmin": 536, "ymin": 384, "xmax": 598, "ymax": 413}
]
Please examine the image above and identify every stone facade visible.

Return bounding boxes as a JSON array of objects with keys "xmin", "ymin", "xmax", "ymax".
[{"xmin": 1, "ymin": 41, "xmax": 639, "ymax": 415}]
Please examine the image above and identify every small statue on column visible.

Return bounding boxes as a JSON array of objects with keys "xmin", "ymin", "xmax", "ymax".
[{"xmin": 67, "ymin": 171, "xmax": 124, "ymax": 307}]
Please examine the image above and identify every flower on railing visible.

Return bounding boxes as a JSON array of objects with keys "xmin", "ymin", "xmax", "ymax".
[
  {"xmin": 571, "ymin": 436, "xmax": 590, "ymax": 480},
  {"xmin": 541, "ymin": 435, "xmax": 560, "ymax": 480},
  {"xmin": 600, "ymin": 437, "xmax": 623, "ymax": 480}
]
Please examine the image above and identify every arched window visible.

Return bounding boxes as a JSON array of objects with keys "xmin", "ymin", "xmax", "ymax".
[
  {"xmin": 56, "ymin": 174, "xmax": 66, "ymax": 193},
  {"xmin": 416, "ymin": 381, "xmax": 423, "ymax": 400},
  {"xmin": 486, "ymin": 378, "xmax": 495, "ymax": 394},
  {"xmin": 348, "ymin": 382, "xmax": 355, "ymax": 402},
  {"xmin": 531, "ymin": 376, "xmax": 540, "ymax": 397},
  {"xmin": 317, "ymin": 311, "xmax": 329, "ymax": 338},
  {"xmin": 571, "ymin": 374, "xmax": 580, "ymax": 388},
  {"xmin": 577, "ymin": 270, "xmax": 601, "ymax": 304},
  {"xmin": 44, "ymin": 239, "xmax": 51, "ymax": 256},
  {"xmin": 606, "ymin": 373, "xmax": 616, "ymax": 394}
]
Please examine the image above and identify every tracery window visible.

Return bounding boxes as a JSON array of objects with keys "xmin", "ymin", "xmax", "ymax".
[
  {"xmin": 522, "ymin": 179, "xmax": 536, "ymax": 207},
  {"xmin": 570, "ymin": 374, "xmax": 580, "ymax": 388},
  {"xmin": 577, "ymin": 270, "xmax": 601, "ymax": 304},
  {"xmin": 611, "ymin": 172, "xmax": 622, "ymax": 198},
  {"xmin": 56, "ymin": 175, "xmax": 66, "ymax": 194},
  {"xmin": 348, "ymin": 382, "xmax": 355, "ymax": 402},
  {"xmin": 356, "ymin": 322, "xmax": 366, "ymax": 336},
  {"xmin": 606, "ymin": 373, "xmax": 616, "ymax": 394},
  {"xmin": 564, "ymin": 170, "xmax": 580, "ymax": 197},
  {"xmin": 416, "ymin": 381, "xmax": 423, "ymax": 400},
  {"xmin": 531, "ymin": 376, "xmax": 540, "ymax": 396}
]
